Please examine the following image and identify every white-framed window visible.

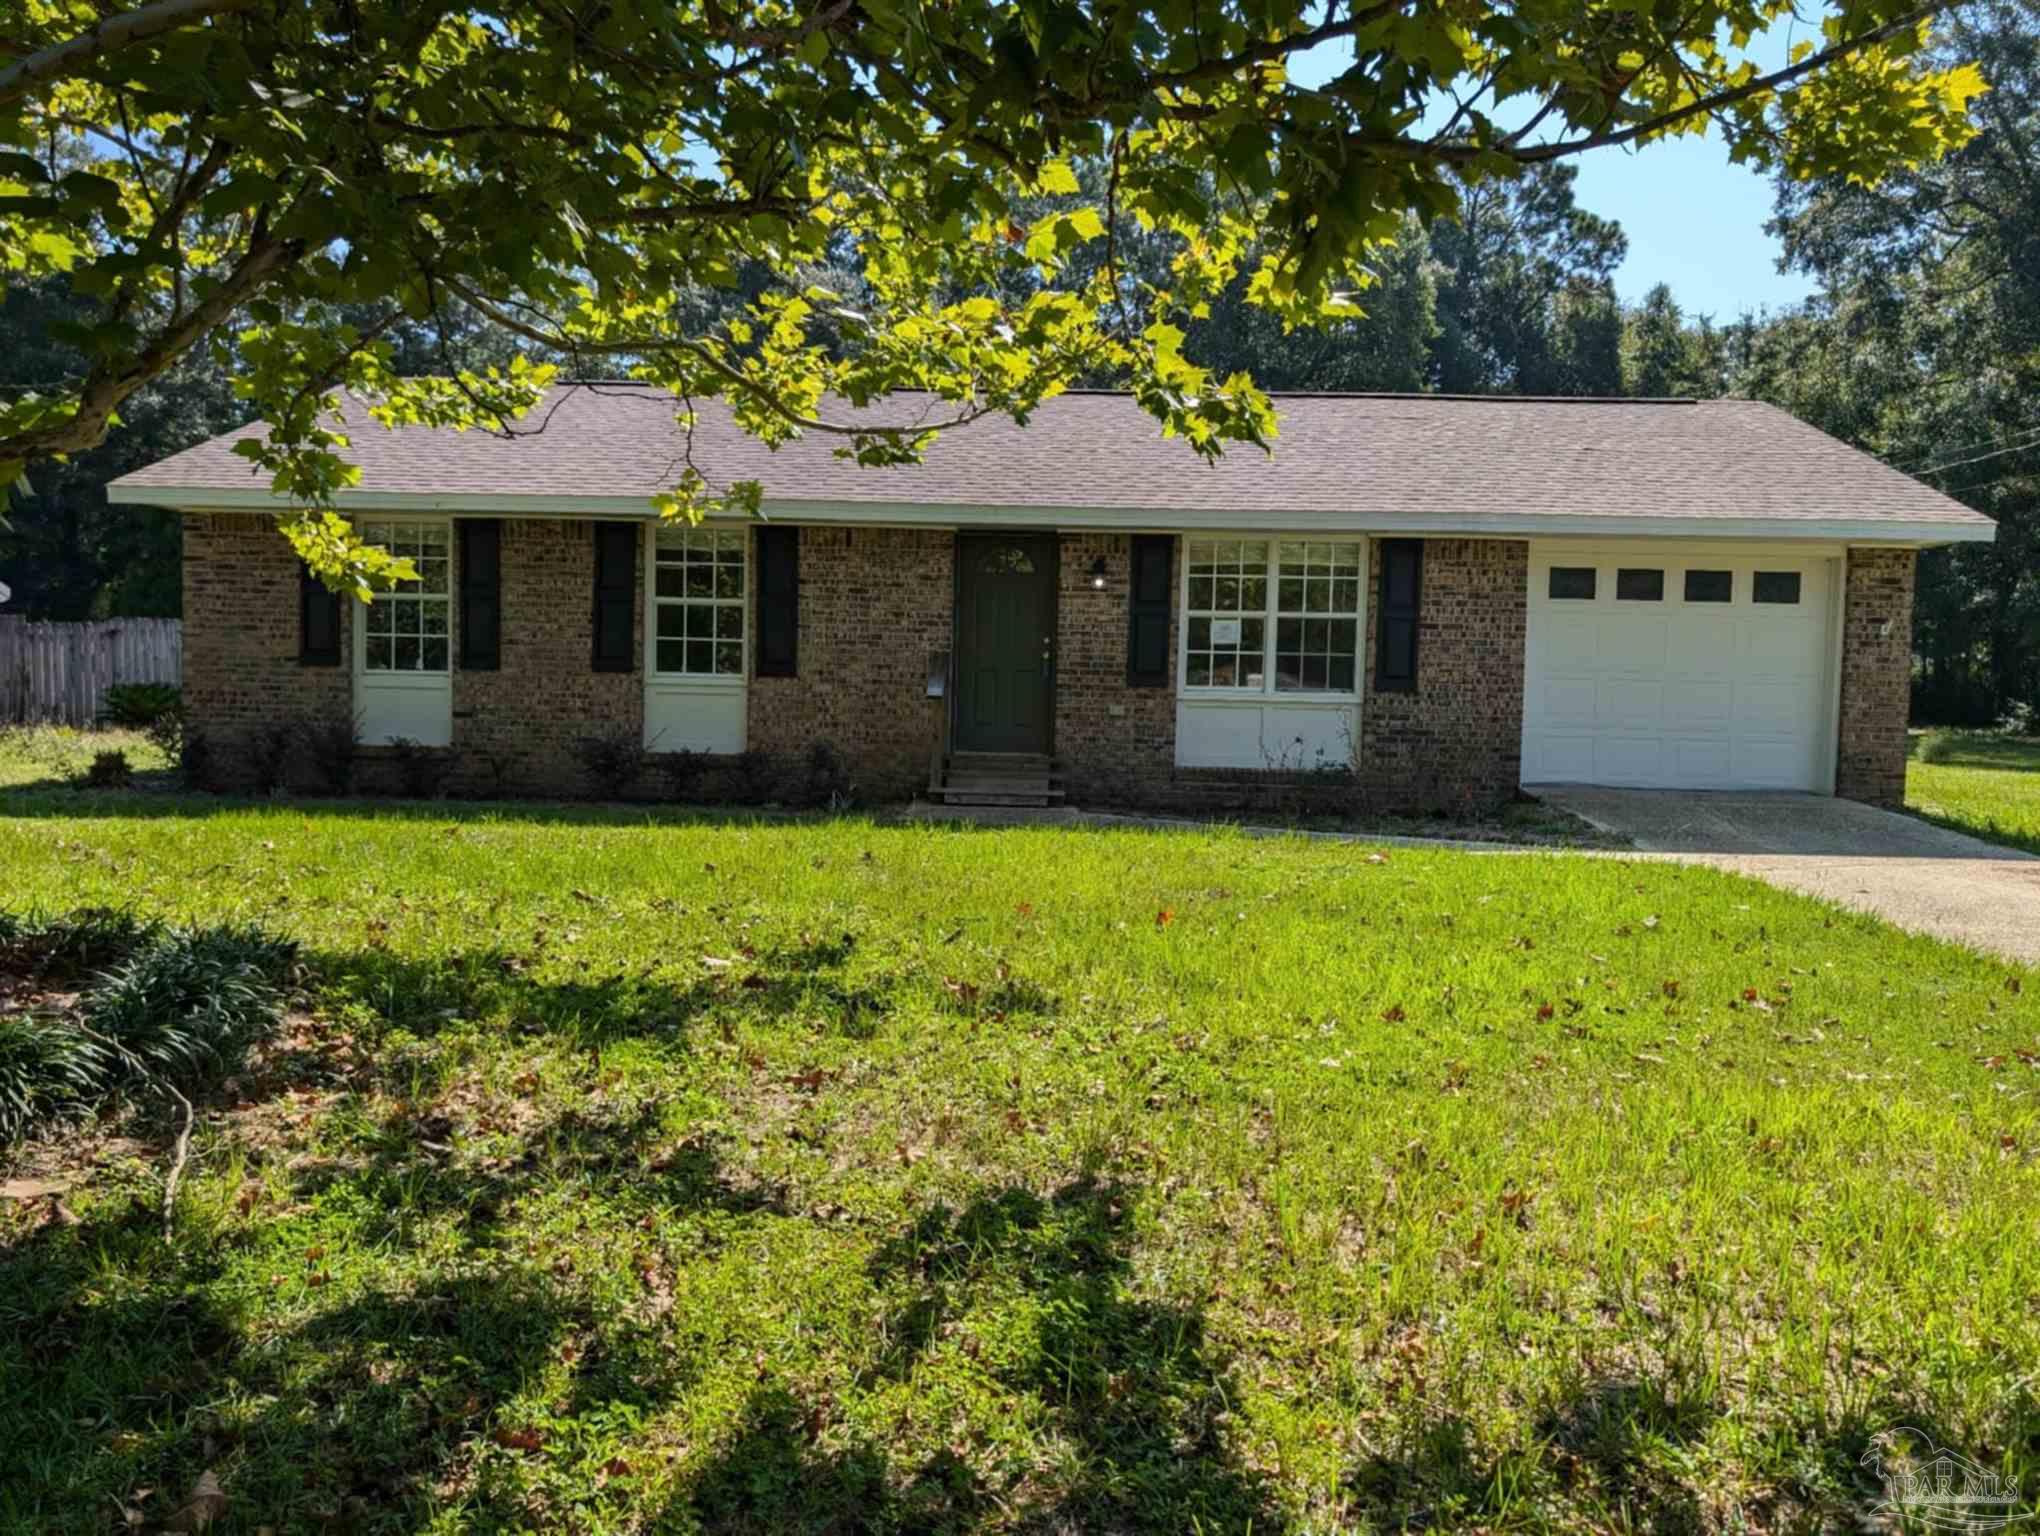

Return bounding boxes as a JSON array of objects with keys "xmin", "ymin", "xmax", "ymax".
[
  {"xmin": 652, "ymin": 526, "xmax": 746, "ymax": 677},
  {"xmin": 359, "ymin": 520, "xmax": 451, "ymax": 673},
  {"xmin": 1183, "ymin": 537, "xmax": 1364, "ymax": 696}
]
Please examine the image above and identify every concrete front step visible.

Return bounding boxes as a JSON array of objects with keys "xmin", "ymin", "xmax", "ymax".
[
  {"xmin": 947, "ymin": 752, "xmax": 1055, "ymax": 774},
  {"xmin": 933, "ymin": 750, "xmax": 1061, "ymax": 807}
]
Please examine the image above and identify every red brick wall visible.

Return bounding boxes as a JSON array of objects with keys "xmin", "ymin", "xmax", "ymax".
[
  {"xmin": 1834, "ymin": 546, "xmax": 1916, "ymax": 807},
  {"xmin": 183, "ymin": 517, "xmax": 1534, "ymax": 812},
  {"xmin": 1052, "ymin": 532, "xmax": 1178, "ymax": 799},
  {"xmin": 181, "ymin": 514, "xmax": 352, "ymax": 785},
  {"xmin": 1358, "ymin": 538, "xmax": 1528, "ymax": 812},
  {"xmin": 451, "ymin": 518, "xmax": 643, "ymax": 796},
  {"xmin": 745, "ymin": 526, "xmax": 954, "ymax": 801},
  {"xmin": 1055, "ymin": 534, "xmax": 1527, "ymax": 814}
]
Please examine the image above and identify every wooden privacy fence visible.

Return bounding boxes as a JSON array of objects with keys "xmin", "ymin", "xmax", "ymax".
[{"xmin": 0, "ymin": 617, "xmax": 183, "ymax": 726}]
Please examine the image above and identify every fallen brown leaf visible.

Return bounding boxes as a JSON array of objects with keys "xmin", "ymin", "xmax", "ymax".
[
  {"xmin": 0, "ymin": 1177, "xmax": 73, "ymax": 1200},
  {"xmin": 165, "ymin": 1469, "xmax": 228, "ymax": 1532}
]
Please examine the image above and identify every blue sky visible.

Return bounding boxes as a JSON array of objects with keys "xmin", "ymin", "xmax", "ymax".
[
  {"xmin": 1562, "ymin": 16, "xmax": 1817, "ymax": 318},
  {"xmin": 1290, "ymin": 16, "xmax": 1820, "ymax": 318}
]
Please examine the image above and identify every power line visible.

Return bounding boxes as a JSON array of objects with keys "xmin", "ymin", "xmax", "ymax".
[
  {"xmin": 1936, "ymin": 464, "xmax": 2040, "ymax": 501},
  {"xmin": 1884, "ymin": 420, "xmax": 2040, "ymax": 471},
  {"xmin": 1909, "ymin": 428, "xmax": 2040, "ymax": 480}
]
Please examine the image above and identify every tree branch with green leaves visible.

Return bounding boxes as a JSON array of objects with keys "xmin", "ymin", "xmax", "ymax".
[{"xmin": 0, "ymin": 0, "xmax": 1986, "ymax": 590}]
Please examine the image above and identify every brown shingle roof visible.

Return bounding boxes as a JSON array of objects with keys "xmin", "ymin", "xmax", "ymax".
[{"xmin": 109, "ymin": 385, "xmax": 1995, "ymax": 541}]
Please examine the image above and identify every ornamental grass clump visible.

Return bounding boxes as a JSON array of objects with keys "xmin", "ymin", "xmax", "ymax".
[
  {"xmin": 0, "ymin": 910, "xmax": 293, "ymax": 1142},
  {"xmin": 87, "ymin": 926, "xmax": 295, "ymax": 1085},
  {"xmin": 0, "ymin": 1012, "xmax": 111, "ymax": 1143}
]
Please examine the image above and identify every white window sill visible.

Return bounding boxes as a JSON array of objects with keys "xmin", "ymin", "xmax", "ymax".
[
  {"xmin": 360, "ymin": 671, "xmax": 452, "ymax": 689},
  {"xmin": 1176, "ymin": 690, "xmax": 1360, "ymax": 706}
]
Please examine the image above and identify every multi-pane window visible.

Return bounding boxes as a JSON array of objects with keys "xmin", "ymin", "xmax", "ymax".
[
  {"xmin": 360, "ymin": 521, "xmax": 450, "ymax": 672},
  {"xmin": 1184, "ymin": 537, "xmax": 1363, "ymax": 694},
  {"xmin": 1185, "ymin": 539, "xmax": 1268, "ymax": 688},
  {"xmin": 653, "ymin": 527, "xmax": 745, "ymax": 676},
  {"xmin": 1275, "ymin": 540, "xmax": 1362, "ymax": 691}
]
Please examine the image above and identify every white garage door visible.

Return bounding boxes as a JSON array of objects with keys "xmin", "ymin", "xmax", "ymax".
[{"xmin": 1522, "ymin": 546, "xmax": 1839, "ymax": 791}]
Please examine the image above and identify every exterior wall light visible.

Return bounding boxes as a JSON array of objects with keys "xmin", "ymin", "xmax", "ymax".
[{"xmin": 1089, "ymin": 557, "xmax": 1109, "ymax": 591}]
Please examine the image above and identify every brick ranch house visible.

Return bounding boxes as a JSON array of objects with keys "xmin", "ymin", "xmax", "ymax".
[{"xmin": 110, "ymin": 386, "xmax": 1995, "ymax": 810}]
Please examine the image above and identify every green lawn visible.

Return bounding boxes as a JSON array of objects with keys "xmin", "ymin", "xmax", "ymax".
[
  {"xmin": 0, "ymin": 723, "xmax": 169, "ymax": 790},
  {"xmin": 1, "ymin": 787, "xmax": 2036, "ymax": 1533},
  {"xmin": 1908, "ymin": 731, "xmax": 2040, "ymax": 854}
]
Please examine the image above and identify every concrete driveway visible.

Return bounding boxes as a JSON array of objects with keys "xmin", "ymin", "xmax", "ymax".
[{"xmin": 1534, "ymin": 787, "xmax": 2040, "ymax": 965}]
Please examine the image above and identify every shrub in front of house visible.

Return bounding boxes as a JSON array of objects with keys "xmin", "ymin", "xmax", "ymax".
[
  {"xmin": 246, "ymin": 720, "xmax": 297, "ymax": 795},
  {"xmin": 656, "ymin": 747, "xmax": 708, "ymax": 801},
  {"xmin": 1917, "ymin": 727, "xmax": 1957, "ymax": 764},
  {"xmin": 477, "ymin": 746, "xmax": 520, "ymax": 798},
  {"xmin": 573, "ymin": 725, "xmax": 647, "ymax": 799},
  {"xmin": 792, "ymin": 740, "xmax": 853, "ymax": 808},
  {"xmin": 145, "ymin": 700, "xmax": 188, "ymax": 768},
  {"xmin": 78, "ymin": 749, "xmax": 134, "ymax": 789},
  {"xmin": 298, "ymin": 711, "xmax": 363, "ymax": 794},
  {"xmin": 178, "ymin": 727, "xmax": 213, "ymax": 792},
  {"xmin": 385, "ymin": 737, "xmax": 461, "ymax": 799},
  {"xmin": 98, "ymin": 682, "xmax": 183, "ymax": 729},
  {"xmin": 728, "ymin": 748, "xmax": 776, "ymax": 805}
]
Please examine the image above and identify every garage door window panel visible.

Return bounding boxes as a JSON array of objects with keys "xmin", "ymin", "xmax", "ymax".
[
  {"xmin": 1684, "ymin": 569, "xmax": 1733, "ymax": 603},
  {"xmin": 1616, "ymin": 568, "xmax": 1665, "ymax": 602},
  {"xmin": 1753, "ymin": 571, "xmax": 1802, "ymax": 605},
  {"xmin": 1548, "ymin": 567, "xmax": 1596, "ymax": 601}
]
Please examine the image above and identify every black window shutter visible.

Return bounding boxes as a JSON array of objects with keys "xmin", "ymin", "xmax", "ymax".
[
  {"xmin": 591, "ymin": 522, "xmax": 638, "ymax": 673},
  {"xmin": 299, "ymin": 561, "xmax": 341, "ymax": 666},
  {"xmin": 1126, "ymin": 534, "xmax": 1173, "ymax": 687},
  {"xmin": 755, "ymin": 525, "xmax": 799, "ymax": 677},
  {"xmin": 1374, "ymin": 538, "xmax": 1422, "ymax": 694},
  {"xmin": 458, "ymin": 519, "xmax": 501, "ymax": 670}
]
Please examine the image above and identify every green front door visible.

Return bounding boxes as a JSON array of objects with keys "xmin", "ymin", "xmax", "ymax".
[{"xmin": 954, "ymin": 535, "xmax": 1056, "ymax": 754}]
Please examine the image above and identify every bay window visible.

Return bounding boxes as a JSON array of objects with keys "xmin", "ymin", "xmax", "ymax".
[{"xmin": 1184, "ymin": 537, "xmax": 1364, "ymax": 695}]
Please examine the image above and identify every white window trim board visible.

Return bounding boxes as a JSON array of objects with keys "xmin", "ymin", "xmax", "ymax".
[
  {"xmin": 645, "ymin": 521, "xmax": 751, "ymax": 685},
  {"xmin": 1176, "ymin": 532, "xmax": 1370, "ymax": 705}
]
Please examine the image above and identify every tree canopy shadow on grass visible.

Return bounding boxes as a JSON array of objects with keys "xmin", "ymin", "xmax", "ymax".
[
  {"xmin": 0, "ymin": 782, "xmax": 896, "ymax": 832},
  {"xmin": 1339, "ymin": 1361, "xmax": 2017, "ymax": 1532},
  {"xmin": 0, "ymin": 915, "xmax": 837, "ymax": 1529},
  {"xmin": 298, "ymin": 928, "xmax": 905, "ymax": 1069},
  {"xmin": 1336, "ymin": 1374, "xmax": 1718, "ymax": 1533},
  {"xmin": 0, "ymin": 1068, "xmax": 774, "ymax": 1532},
  {"xmin": 9, "ymin": 917, "xmax": 2032, "ymax": 1529},
  {"xmin": 663, "ymin": 1176, "xmax": 1279, "ymax": 1534}
]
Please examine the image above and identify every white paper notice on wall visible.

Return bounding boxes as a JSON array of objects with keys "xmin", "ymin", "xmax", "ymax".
[{"xmin": 1210, "ymin": 618, "xmax": 1241, "ymax": 645}]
